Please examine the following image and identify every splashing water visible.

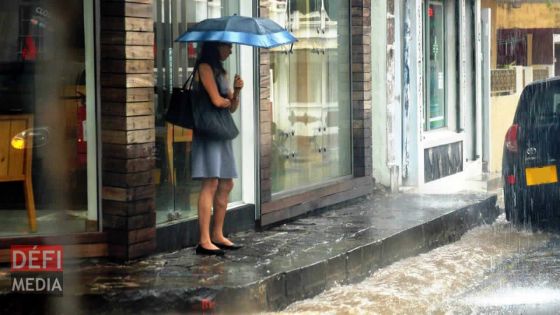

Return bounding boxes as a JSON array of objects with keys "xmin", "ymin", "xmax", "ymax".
[{"xmin": 266, "ymin": 214, "xmax": 551, "ymax": 315}]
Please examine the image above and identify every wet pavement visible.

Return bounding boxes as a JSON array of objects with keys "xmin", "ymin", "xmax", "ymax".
[
  {"xmin": 0, "ymin": 189, "xmax": 499, "ymax": 314},
  {"xmin": 276, "ymin": 214, "xmax": 557, "ymax": 314},
  {"xmin": 453, "ymin": 234, "xmax": 560, "ymax": 314}
]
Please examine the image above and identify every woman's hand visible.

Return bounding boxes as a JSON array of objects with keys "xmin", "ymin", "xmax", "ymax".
[
  {"xmin": 233, "ymin": 74, "xmax": 244, "ymax": 90},
  {"xmin": 222, "ymin": 98, "xmax": 232, "ymax": 108}
]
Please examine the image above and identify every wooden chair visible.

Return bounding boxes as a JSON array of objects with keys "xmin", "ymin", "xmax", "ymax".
[
  {"xmin": 0, "ymin": 114, "xmax": 36, "ymax": 232},
  {"xmin": 166, "ymin": 123, "xmax": 193, "ymax": 185}
]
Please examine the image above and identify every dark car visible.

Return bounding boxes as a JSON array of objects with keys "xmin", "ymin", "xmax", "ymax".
[{"xmin": 502, "ymin": 77, "xmax": 560, "ymax": 227}]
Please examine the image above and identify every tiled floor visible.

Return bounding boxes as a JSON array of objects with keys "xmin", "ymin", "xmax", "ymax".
[{"xmin": 0, "ymin": 209, "xmax": 89, "ymax": 237}]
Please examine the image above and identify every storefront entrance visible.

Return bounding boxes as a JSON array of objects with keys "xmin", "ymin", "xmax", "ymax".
[
  {"xmin": 0, "ymin": 0, "xmax": 98, "ymax": 236},
  {"xmin": 152, "ymin": 0, "xmax": 257, "ymax": 235}
]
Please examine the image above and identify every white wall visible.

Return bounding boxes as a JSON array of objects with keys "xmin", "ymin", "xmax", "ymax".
[
  {"xmin": 371, "ymin": 0, "xmax": 389, "ymax": 186},
  {"xmin": 239, "ymin": 0, "xmax": 256, "ymax": 208},
  {"xmin": 401, "ymin": 0, "xmax": 423, "ymax": 186}
]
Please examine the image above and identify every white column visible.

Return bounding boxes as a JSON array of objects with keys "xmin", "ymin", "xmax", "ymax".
[{"xmin": 239, "ymin": 0, "xmax": 256, "ymax": 207}]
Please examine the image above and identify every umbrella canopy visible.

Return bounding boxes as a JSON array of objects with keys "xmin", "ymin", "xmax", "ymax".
[{"xmin": 175, "ymin": 15, "xmax": 297, "ymax": 48}]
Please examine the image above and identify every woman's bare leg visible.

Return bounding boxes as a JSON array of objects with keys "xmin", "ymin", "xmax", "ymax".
[
  {"xmin": 211, "ymin": 179, "xmax": 234, "ymax": 245},
  {"xmin": 198, "ymin": 178, "xmax": 219, "ymax": 250}
]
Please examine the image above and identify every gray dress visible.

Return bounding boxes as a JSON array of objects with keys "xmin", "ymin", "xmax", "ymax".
[{"xmin": 191, "ymin": 71, "xmax": 238, "ymax": 179}]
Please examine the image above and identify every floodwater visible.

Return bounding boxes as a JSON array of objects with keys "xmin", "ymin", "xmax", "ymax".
[{"xmin": 268, "ymin": 214, "xmax": 555, "ymax": 314}]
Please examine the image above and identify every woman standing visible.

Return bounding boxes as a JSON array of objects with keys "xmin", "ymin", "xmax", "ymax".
[{"xmin": 192, "ymin": 42, "xmax": 244, "ymax": 256}]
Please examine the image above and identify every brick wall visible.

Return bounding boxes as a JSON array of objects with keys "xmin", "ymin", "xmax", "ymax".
[
  {"xmin": 100, "ymin": 0, "xmax": 156, "ymax": 260},
  {"xmin": 351, "ymin": 0, "xmax": 372, "ymax": 178}
]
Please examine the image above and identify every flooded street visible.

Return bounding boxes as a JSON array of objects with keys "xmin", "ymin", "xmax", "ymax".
[{"xmin": 269, "ymin": 214, "xmax": 558, "ymax": 314}]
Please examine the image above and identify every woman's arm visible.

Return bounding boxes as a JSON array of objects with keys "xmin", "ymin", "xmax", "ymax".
[
  {"xmin": 227, "ymin": 74, "xmax": 243, "ymax": 113},
  {"xmin": 198, "ymin": 63, "xmax": 231, "ymax": 108},
  {"xmin": 228, "ymin": 88, "xmax": 241, "ymax": 113}
]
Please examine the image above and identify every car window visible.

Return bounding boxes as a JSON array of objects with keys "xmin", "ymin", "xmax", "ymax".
[{"xmin": 516, "ymin": 81, "xmax": 560, "ymax": 127}]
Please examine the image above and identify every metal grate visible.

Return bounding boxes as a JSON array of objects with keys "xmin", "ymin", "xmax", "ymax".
[
  {"xmin": 491, "ymin": 69, "xmax": 516, "ymax": 95},
  {"xmin": 533, "ymin": 68, "xmax": 549, "ymax": 82}
]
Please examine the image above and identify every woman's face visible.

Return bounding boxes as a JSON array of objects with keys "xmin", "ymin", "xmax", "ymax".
[{"xmin": 217, "ymin": 43, "xmax": 233, "ymax": 61}]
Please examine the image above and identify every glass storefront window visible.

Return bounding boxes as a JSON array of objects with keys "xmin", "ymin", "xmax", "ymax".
[
  {"xmin": 153, "ymin": 0, "xmax": 242, "ymax": 224},
  {"xmin": 425, "ymin": 1, "xmax": 446, "ymax": 131},
  {"xmin": 0, "ymin": 1, "xmax": 98, "ymax": 236},
  {"xmin": 269, "ymin": 0, "xmax": 352, "ymax": 194}
]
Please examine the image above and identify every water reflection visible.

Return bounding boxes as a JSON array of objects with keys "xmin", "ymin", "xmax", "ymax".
[
  {"xmin": 10, "ymin": 127, "xmax": 50, "ymax": 149},
  {"xmin": 268, "ymin": 215, "xmax": 551, "ymax": 314}
]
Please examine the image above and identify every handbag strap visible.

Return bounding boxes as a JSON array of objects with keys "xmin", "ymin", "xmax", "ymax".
[{"xmin": 182, "ymin": 65, "xmax": 198, "ymax": 90}]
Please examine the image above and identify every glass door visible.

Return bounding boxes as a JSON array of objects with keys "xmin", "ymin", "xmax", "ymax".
[
  {"xmin": 269, "ymin": 0, "xmax": 351, "ymax": 195},
  {"xmin": 153, "ymin": 0, "xmax": 241, "ymax": 224},
  {"xmin": 425, "ymin": 1, "xmax": 446, "ymax": 130},
  {"xmin": 321, "ymin": 0, "xmax": 351, "ymax": 181}
]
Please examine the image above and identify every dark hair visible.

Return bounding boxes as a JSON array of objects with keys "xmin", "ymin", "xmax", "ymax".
[{"xmin": 196, "ymin": 42, "xmax": 226, "ymax": 75}]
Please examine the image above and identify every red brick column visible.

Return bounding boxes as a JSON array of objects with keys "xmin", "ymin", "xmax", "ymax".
[
  {"xmin": 100, "ymin": 0, "xmax": 156, "ymax": 260},
  {"xmin": 352, "ymin": 0, "xmax": 373, "ymax": 177}
]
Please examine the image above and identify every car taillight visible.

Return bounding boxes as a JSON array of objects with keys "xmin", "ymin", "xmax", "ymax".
[
  {"xmin": 505, "ymin": 124, "xmax": 519, "ymax": 152},
  {"xmin": 507, "ymin": 175, "xmax": 516, "ymax": 185}
]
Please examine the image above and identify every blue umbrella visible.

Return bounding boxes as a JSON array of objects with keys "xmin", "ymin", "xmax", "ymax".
[{"xmin": 175, "ymin": 15, "xmax": 297, "ymax": 49}]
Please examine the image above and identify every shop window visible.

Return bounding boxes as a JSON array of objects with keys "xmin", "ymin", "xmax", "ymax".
[
  {"xmin": 153, "ymin": 0, "xmax": 242, "ymax": 224},
  {"xmin": 424, "ymin": 1, "xmax": 446, "ymax": 130},
  {"xmin": 0, "ymin": 1, "xmax": 98, "ymax": 236},
  {"xmin": 269, "ymin": 0, "xmax": 352, "ymax": 194}
]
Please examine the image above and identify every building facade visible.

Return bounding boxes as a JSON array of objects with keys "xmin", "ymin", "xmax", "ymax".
[
  {"xmin": 370, "ymin": 0, "xmax": 560, "ymax": 191},
  {"xmin": 373, "ymin": 0, "xmax": 486, "ymax": 190},
  {"xmin": 0, "ymin": 0, "xmax": 373, "ymax": 261}
]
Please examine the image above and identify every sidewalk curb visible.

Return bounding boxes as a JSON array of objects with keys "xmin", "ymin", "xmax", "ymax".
[{"xmin": 210, "ymin": 195, "xmax": 500, "ymax": 313}]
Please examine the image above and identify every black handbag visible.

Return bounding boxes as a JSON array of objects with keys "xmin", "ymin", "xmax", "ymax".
[
  {"xmin": 164, "ymin": 68, "xmax": 196, "ymax": 129},
  {"xmin": 192, "ymin": 73, "xmax": 239, "ymax": 140}
]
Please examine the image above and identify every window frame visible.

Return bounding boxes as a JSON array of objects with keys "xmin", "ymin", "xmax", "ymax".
[{"xmin": 423, "ymin": 0, "xmax": 448, "ymax": 132}]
